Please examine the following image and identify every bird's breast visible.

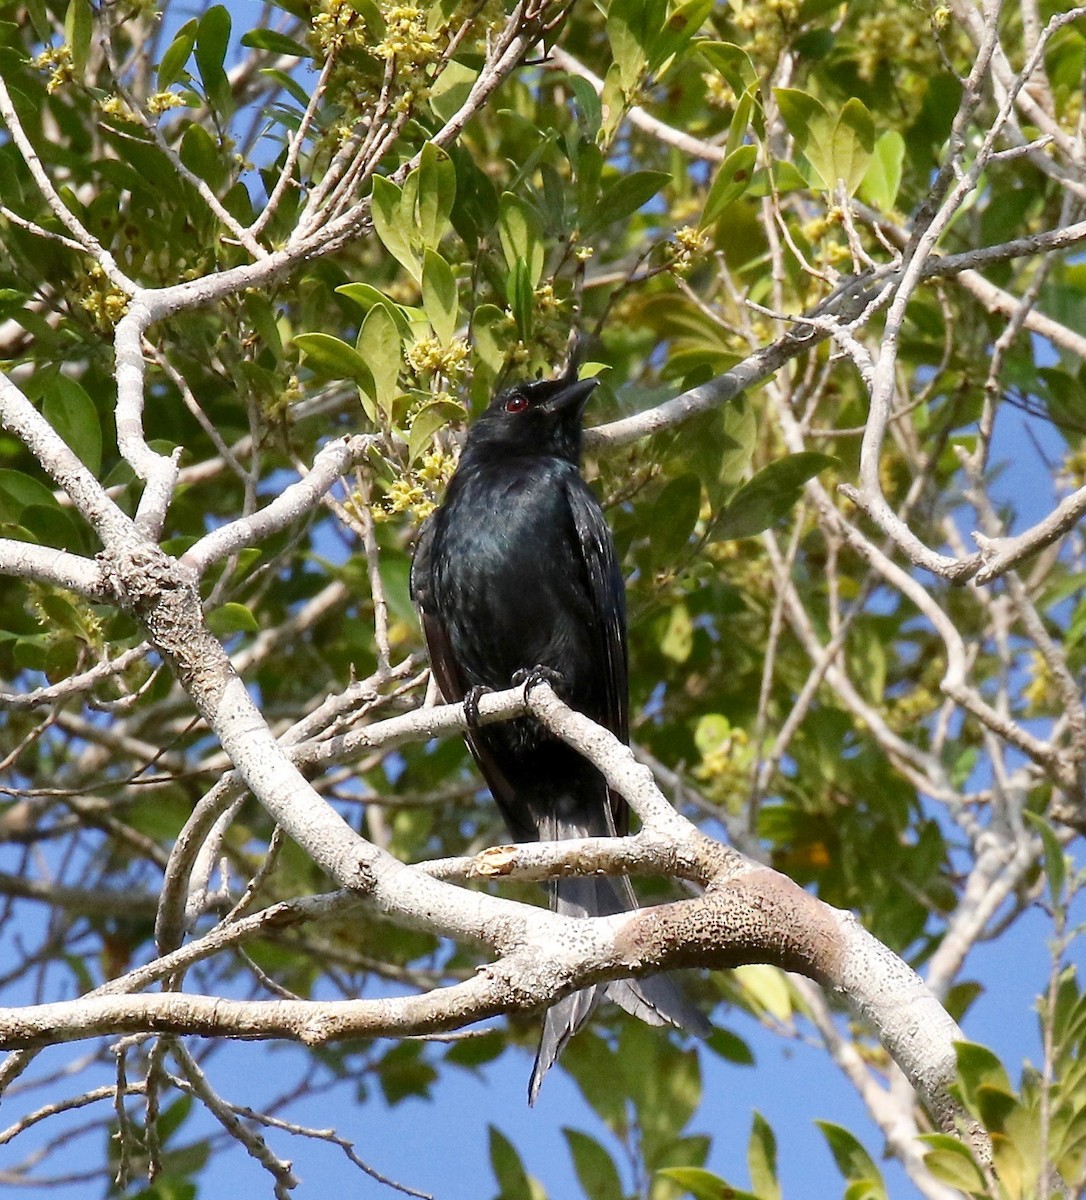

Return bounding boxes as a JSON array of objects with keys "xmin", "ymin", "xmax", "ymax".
[{"xmin": 430, "ymin": 461, "xmax": 595, "ymax": 688}]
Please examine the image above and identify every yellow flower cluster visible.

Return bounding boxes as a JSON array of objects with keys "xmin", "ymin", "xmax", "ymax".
[
  {"xmin": 731, "ymin": 0, "xmax": 802, "ymax": 65},
  {"xmin": 885, "ymin": 686, "xmax": 938, "ymax": 732},
  {"xmin": 854, "ymin": 11, "xmax": 927, "ymax": 83},
  {"xmin": 406, "ymin": 335, "xmax": 470, "ymax": 378},
  {"xmin": 670, "ymin": 225, "xmax": 709, "ymax": 274},
  {"xmin": 1023, "ymin": 651, "xmax": 1058, "ymax": 716},
  {"xmin": 385, "ymin": 477, "xmax": 428, "ymax": 514},
  {"xmin": 376, "ymin": 448, "xmax": 455, "ymax": 523},
  {"xmin": 311, "ymin": 0, "xmax": 367, "ymax": 54},
  {"xmin": 148, "ymin": 91, "xmax": 187, "ymax": 114},
  {"xmin": 693, "ymin": 720, "xmax": 752, "ymax": 810},
  {"xmin": 31, "ymin": 44, "xmax": 74, "ymax": 94},
  {"xmin": 534, "ymin": 282, "xmax": 563, "ymax": 316},
  {"xmin": 77, "ymin": 264, "xmax": 128, "ymax": 329},
  {"xmin": 374, "ymin": 4, "xmax": 438, "ymax": 65},
  {"xmin": 417, "ymin": 447, "xmax": 456, "ymax": 485},
  {"xmin": 1060, "ymin": 447, "xmax": 1086, "ymax": 490},
  {"xmin": 703, "ymin": 73, "xmax": 736, "ymax": 110},
  {"xmin": 97, "ymin": 95, "xmax": 135, "ymax": 120}
]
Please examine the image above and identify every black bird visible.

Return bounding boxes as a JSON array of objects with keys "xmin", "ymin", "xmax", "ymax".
[{"xmin": 411, "ymin": 368, "xmax": 708, "ymax": 1102}]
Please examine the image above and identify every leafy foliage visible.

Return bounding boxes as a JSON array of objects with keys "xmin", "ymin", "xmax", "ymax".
[{"xmin": 0, "ymin": 0, "xmax": 1084, "ymax": 1197}]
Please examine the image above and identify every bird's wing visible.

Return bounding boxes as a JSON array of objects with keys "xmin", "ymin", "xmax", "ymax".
[
  {"xmin": 411, "ymin": 515, "xmax": 524, "ymax": 834},
  {"xmin": 411, "ymin": 515, "xmax": 469, "ymax": 704},
  {"xmin": 564, "ymin": 475, "xmax": 630, "ymax": 836}
]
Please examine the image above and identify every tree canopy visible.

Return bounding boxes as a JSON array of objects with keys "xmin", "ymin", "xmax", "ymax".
[{"xmin": 1, "ymin": 0, "xmax": 1085, "ymax": 1197}]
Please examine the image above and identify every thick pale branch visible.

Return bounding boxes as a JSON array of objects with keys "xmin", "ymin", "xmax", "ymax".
[
  {"xmin": 0, "ymin": 658, "xmax": 976, "ymax": 1140},
  {"xmin": 420, "ymin": 829, "xmax": 713, "ymax": 886},
  {"xmin": 180, "ymin": 435, "xmax": 376, "ymax": 575},
  {"xmin": 0, "ymin": 373, "xmax": 130, "ymax": 548},
  {"xmin": 590, "ymin": 216, "xmax": 1086, "ymax": 459},
  {"xmin": 0, "ymin": 539, "xmax": 109, "ymax": 600}
]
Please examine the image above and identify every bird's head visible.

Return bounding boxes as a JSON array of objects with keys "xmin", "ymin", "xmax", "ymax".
[{"xmin": 462, "ymin": 374, "xmax": 599, "ymax": 465}]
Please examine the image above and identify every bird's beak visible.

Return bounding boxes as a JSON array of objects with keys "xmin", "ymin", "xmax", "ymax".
[{"xmin": 545, "ymin": 376, "xmax": 599, "ymax": 416}]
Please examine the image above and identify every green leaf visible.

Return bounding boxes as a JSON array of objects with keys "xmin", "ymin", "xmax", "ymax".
[
  {"xmin": 239, "ymin": 28, "xmax": 311, "ymax": 57},
  {"xmin": 42, "ymin": 376, "xmax": 102, "ymax": 477},
  {"xmin": 64, "ymin": 0, "xmax": 92, "ymax": 79},
  {"xmin": 799, "ymin": 0, "xmax": 846, "ymax": 18},
  {"xmin": 733, "ymin": 963, "xmax": 792, "ymax": 1021},
  {"xmin": 507, "ymin": 256, "xmax": 534, "ymax": 341},
  {"xmin": 38, "ymin": 593, "xmax": 96, "ymax": 642},
  {"xmin": 429, "ymin": 59, "xmax": 478, "ymax": 124},
  {"xmin": 711, "ymin": 452, "xmax": 836, "ymax": 541},
  {"xmin": 376, "ymin": 1042, "xmax": 437, "ymax": 1105},
  {"xmin": 443, "ymin": 1029, "xmax": 505, "ymax": 1068},
  {"xmin": 650, "ymin": 474, "xmax": 702, "ymax": 563},
  {"xmin": 498, "ymin": 194, "xmax": 544, "ymax": 286},
  {"xmin": 776, "ymin": 89, "xmax": 873, "ymax": 195},
  {"xmin": 25, "ymin": 0, "xmax": 50, "ymax": 39},
  {"xmin": 1023, "ymin": 810, "xmax": 1066, "ymax": 909},
  {"xmin": 195, "ymin": 5, "xmax": 233, "ymax": 117},
  {"xmin": 563, "ymin": 1129, "xmax": 623, "ymax": 1200},
  {"xmin": 206, "ymin": 602, "xmax": 259, "ymax": 636},
  {"xmin": 408, "ymin": 399, "xmax": 464, "ymax": 463},
  {"xmin": 489, "ymin": 1126, "xmax": 532, "ymax": 1200},
  {"xmin": 15, "ymin": 505, "xmax": 83, "ymax": 552},
  {"xmin": 832, "ymin": 98, "xmax": 876, "ymax": 196},
  {"xmin": 422, "ymin": 250, "xmax": 459, "ymax": 345},
  {"xmin": 843, "ymin": 1183, "xmax": 888, "ymax": 1200},
  {"xmin": 567, "ymin": 75, "xmax": 602, "ymax": 137},
  {"xmin": 775, "ymin": 87, "xmax": 830, "ymax": 181},
  {"xmin": 748, "ymin": 1112, "xmax": 780, "ymax": 1200},
  {"xmin": 651, "ymin": 0, "xmax": 715, "ymax": 75},
  {"xmin": 697, "ymin": 40, "xmax": 757, "ymax": 93},
  {"xmin": 417, "ymin": 142, "xmax": 456, "ymax": 248},
  {"xmin": 471, "ymin": 303, "xmax": 509, "ymax": 376},
  {"xmin": 13, "ymin": 635, "xmax": 49, "ymax": 672},
  {"xmin": 180, "ymin": 123, "xmax": 227, "ymax": 190},
  {"xmin": 706, "ymin": 1028, "xmax": 754, "ymax": 1065},
  {"xmin": 657, "ymin": 1166, "xmax": 758, "ymax": 1200},
  {"xmin": 607, "ymin": 0, "xmax": 649, "ymax": 93},
  {"xmin": 588, "ymin": 169, "xmax": 672, "ymax": 233},
  {"xmin": 701, "ymin": 144, "xmax": 758, "ymax": 226},
  {"xmin": 371, "ymin": 175, "xmax": 421, "ymax": 281},
  {"xmin": 918, "ymin": 1134, "xmax": 987, "ymax": 1192},
  {"xmin": 294, "ymin": 333, "xmax": 374, "ymax": 390},
  {"xmin": 0, "ymin": 470, "xmax": 60, "ymax": 521},
  {"xmin": 859, "ymin": 130, "xmax": 905, "ymax": 212},
  {"xmin": 259, "ymin": 66, "xmax": 311, "ymax": 108},
  {"xmin": 954, "ymin": 1041, "xmax": 1014, "ymax": 1108},
  {"xmin": 336, "ymin": 284, "xmax": 415, "ymax": 339},
  {"xmin": 726, "ymin": 87, "xmax": 757, "ymax": 159},
  {"xmin": 659, "ymin": 600, "xmax": 692, "ymax": 662},
  {"xmin": 815, "ymin": 1122, "xmax": 885, "ymax": 1193},
  {"xmin": 357, "ymin": 306, "xmax": 402, "ymax": 418}
]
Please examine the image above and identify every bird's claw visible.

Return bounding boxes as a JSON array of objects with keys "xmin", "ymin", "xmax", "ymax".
[
  {"xmin": 512, "ymin": 665, "xmax": 564, "ymax": 702},
  {"xmin": 462, "ymin": 685, "xmax": 492, "ymax": 729}
]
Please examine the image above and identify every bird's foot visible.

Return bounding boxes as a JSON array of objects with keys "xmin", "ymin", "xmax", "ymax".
[
  {"xmin": 462, "ymin": 685, "xmax": 493, "ymax": 729},
  {"xmin": 512, "ymin": 665, "xmax": 564, "ymax": 702}
]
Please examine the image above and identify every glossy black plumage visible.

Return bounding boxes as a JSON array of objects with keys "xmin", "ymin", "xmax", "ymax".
[{"xmin": 411, "ymin": 371, "xmax": 707, "ymax": 1102}]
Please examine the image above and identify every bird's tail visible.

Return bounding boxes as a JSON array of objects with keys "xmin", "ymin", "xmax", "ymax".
[{"xmin": 528, "ymin": 871, "xmax": 710, "ymax": 1105}]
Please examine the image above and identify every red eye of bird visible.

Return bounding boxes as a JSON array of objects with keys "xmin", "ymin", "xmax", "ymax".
[{"xmin": 504, "ymin": 394, "xmax": 529, "ymax": 413}]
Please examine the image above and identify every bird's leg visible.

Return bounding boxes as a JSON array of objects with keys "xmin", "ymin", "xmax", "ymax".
[
  {"xmin": 512, "ymin": 665, "xmax": 565, "ymax": 702},
  {"xmin": 462, "ymin": 685, "xmax": 493, "ymax": 729}
]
